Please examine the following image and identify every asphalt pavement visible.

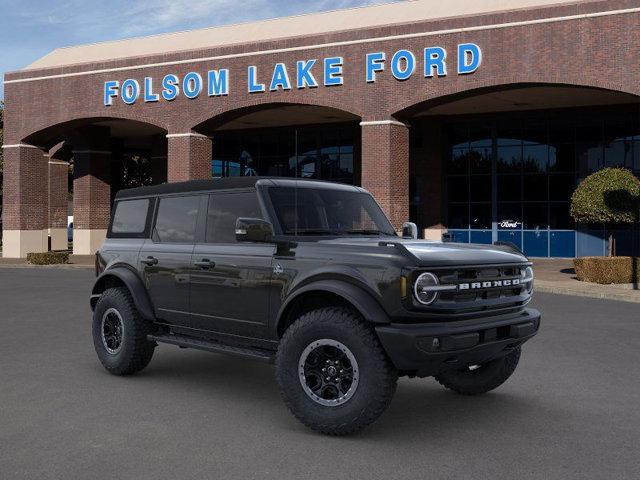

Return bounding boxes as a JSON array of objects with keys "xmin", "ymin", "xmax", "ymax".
[{"xmin": 1, "ymin": 267, "xmax": 639, "ymax": 480}]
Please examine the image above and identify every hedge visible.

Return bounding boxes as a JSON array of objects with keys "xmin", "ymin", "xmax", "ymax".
[
  {"xmin": 573, "ymin": 256, "xmax": 640, "ymax": 284},
  {"xmin": 27, "ymin": 251, "xmax": 70, "ymax": 265}
]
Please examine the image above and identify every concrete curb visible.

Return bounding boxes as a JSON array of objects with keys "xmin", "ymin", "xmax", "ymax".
[{"xmin": 535, "ymin": 280, "xmax": 640, "ymax": 304}]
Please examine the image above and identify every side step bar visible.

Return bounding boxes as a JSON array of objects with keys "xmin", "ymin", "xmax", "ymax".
[{"xmin": 148, "ymin": 333, "xmax": 275, "ymax": 363}]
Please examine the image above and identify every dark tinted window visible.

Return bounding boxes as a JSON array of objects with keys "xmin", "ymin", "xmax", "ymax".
[
  {"xmin": 268, "ymin": 186, "xmax": 395, "ymax": 236},
  {"xmin": 154, "ymin": 196, "xmax": 200, "ymax": 243},
  {"xmin": 111, "ymin": 199, "xmax": 150, "ymax": 234},
  {"xmin": 206, "ymin": 192, "xmax": 263, "ymax": 243}
]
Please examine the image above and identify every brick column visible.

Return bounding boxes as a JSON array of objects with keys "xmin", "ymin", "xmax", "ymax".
[
  {"xmin": 48, "ymin": 158, "xmax": 69, "ymax": 251},
  {"xmin": 1, "ymin": 144, "xmax": 49, "ymax": 257},
  {"xmin": 166, "ymin": 133, "xmax": 212, "ymax": 182},
  {"xmin": 72, "ymin": 149, "xmax": 111, "ymax": 255},
  {"xmin": 151, "ymin": 134, "xmax": 168, "ymax": 184},
  {"xmin": 360, "ymin": 120, "xmax": 410, "ymax": 230}
]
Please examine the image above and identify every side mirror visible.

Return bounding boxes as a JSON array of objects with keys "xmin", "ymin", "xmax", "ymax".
[
  {"xmin": 402, "ymin": 222, "xmax": 418, "ymax": 239},
  {"xmin": 236, "ymin": 218, "xmax": 274, "ymax": 243}
]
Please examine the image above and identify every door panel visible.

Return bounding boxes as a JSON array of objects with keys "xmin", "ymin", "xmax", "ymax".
[
  {"xmin": 140, "ymin": 240, "xmax": 194, "ymax": 324},
  {"xmin": 188, "ymin": 191, "xmax": 274, "ymax": 339},
  {"xmin": 190, "ymin": 243, "xmax": 274, "ymax": 337},
  {"xmin": 140, "ymin": 194, "xmax": 202, "ymax": 325}
]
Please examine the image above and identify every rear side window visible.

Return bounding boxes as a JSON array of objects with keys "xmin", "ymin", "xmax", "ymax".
[
  {"xmin": 154, "ymin": 196, "xmax": 200, "ymax": 243},
  {"xmin": 205, "ymin": 191, "xmax": 262, "ymax": 243},
  {"xmin": 111, "ymin": 199, "xmax": 150, "ymax": 235}
]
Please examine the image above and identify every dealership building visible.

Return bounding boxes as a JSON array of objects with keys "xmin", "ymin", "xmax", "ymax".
[{"xmin": 3, "ymin": 0, "xmax": 640, "ymax": 257}]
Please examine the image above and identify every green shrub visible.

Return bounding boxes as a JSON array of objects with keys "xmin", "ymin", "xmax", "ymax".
[
  {"xmin": 27, "ymin": 251, "xmax": 69, "ymax": 265},
  {"xmin": 574, "ymin": 256, "xmax": 640, "ymax": 284},
  {"xmin": 570, "ymin": 168, "xmax": 640, "ymax": 224}
]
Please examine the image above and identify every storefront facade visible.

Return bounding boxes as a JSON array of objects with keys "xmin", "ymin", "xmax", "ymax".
[{"xmin": 2, "ymin": 0, "xmax": 640, "ymax": 257}]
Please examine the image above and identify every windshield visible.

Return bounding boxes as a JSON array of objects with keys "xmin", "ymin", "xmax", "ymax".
[{"xmin": 267, "ymin": 186, "xmax": 396, "ymax": 236}]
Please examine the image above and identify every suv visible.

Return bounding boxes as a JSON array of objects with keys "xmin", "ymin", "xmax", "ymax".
[{"xmin": 91, "ymin": 177, "xmax": 540, "ymax": 435}]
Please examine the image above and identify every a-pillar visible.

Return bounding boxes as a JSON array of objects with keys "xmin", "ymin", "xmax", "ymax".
[
  {"xmin": 360, "ymin": 120, "xmax": 410, "ymax": 230},
  {"xmin": 72, "ymin": 127, "xmax": 111, "ymax": 255},
  {"xmin": 166, "ymin": 132, "xmax": 212, "ymax": 182},
  {"xmin": 1, "ymin": 143, "xmax": 49, "ymax": 257}
]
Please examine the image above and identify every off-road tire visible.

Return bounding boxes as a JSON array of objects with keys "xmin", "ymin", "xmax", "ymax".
[
  {"xmin": 276, "ymin": 307, "xmax": 397, "ymax": 435},
  {"xmin": 434, "ymin": 347, "xmax": 521, "ymax": 395},
  {"xmin": 92, "ymin": 287, "xmax": 155, "ymax": 376}
]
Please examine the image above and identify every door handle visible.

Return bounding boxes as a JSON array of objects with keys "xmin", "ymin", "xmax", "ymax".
[
  {"xmin": 194, "ymin": 259, "xmax": 215, "ymax": 269},
  {"xmin": 141, "ymin": 256, "xmax": 158, "ymax": 266}
]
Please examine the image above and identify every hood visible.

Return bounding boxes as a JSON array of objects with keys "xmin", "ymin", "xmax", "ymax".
[{"xmin": 315, "ymin": 237, "xmax": 528, "ymax": 267}]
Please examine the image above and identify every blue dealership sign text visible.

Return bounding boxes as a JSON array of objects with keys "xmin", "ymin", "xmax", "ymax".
[{"xmin": 103, "ymin": 43, "xmax": 481, "ymax": 106}]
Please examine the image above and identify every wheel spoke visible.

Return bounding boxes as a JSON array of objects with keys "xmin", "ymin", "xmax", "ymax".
[{"xmin": 298, "ymin": 339, "xmax": 359, "ymax": 407}]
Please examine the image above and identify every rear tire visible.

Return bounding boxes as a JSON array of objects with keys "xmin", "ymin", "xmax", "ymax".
[
  {"xmin": 276, "ymin": 307, "xmax": 397, "ymax": 435},
  {"xmin": 434, "ymin": 347, "xmax": 521, "ymax": 395},
  {"xmin": 92, "ymin": 287, "xmax": 155, "ymax": 376}
]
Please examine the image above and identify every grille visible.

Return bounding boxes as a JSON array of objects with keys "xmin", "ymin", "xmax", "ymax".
[{"xmin": 422, "ymin": 264, "xmax": 531, "ymax": 316}]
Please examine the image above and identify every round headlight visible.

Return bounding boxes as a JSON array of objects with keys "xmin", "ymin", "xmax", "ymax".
[
  {"xmin": 413, "ymin": 272, "xmax": 439, "ymax": 305},
  {"xmin": 522, "ymin": 266, "xmax": 534, "ymax": 292}
]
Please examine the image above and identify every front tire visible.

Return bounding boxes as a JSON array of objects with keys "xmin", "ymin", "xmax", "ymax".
[
  {"xmin": 92, "ymin": 287, "xmax": 155, "ymax": 376},
  {"xmin": 434, "ymin": 347, "xmax": 521, "ymax": 395},
  {"xmin": 276, "ymin": 307, "xmax": 397, "ymax": 435}
]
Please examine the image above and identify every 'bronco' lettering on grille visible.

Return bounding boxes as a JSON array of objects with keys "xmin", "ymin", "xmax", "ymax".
[{"xmin": 458, "ymin": 278, "xmax": 520, "ymax": 290}]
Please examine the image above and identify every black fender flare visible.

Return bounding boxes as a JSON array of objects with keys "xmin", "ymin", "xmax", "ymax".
[
  {"xmin": 276, "ymin": 279, "xmax": 389, "ymax": 334},
  {"xmin": 90, "ymin": 267, "xmax": 155, "ymax": 321}
]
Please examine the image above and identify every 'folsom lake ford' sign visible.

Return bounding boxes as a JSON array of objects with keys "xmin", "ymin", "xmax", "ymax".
[{"xmin": 103, "ymin": 43, "xmax": 482, "ymax": 106}]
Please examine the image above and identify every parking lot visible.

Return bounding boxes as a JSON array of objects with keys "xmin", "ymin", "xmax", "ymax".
[{"xmin": 1, "ymin": 267, "xmax": 639, "ymax": 480}]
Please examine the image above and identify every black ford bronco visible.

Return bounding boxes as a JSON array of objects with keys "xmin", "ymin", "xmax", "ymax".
[{"xmin": 91, "ymin": 177, "xmax": 540, "ymax": 435}]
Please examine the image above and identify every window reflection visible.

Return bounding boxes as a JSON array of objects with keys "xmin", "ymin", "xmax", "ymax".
[{"xmin": 211, "ymin": 123, "xmax": 357, "ymax": 185}]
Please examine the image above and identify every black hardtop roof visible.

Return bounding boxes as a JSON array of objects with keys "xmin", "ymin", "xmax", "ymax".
[{"xmin": 115, "ymin": 177, "xmax": 362, "ymax": 199}]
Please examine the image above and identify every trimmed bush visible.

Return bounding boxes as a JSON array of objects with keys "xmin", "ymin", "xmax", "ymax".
[
  {"xmin": 574, "ymin": 256, "xmax": 640, "ymax": 284},
  {"xmin": 27, "ymin": 251, "xmax": 70, "ymax": 265},
  {"xmin": 570, "ymin": 168, "xmax": 640, "ymax": 224}
]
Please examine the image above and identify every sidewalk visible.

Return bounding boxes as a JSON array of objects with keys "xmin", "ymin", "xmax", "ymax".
[
  {"xmin": 0, "ymin": 254, "xmax": 94, "ymax": 269},
  {"xmin": 532, "ymin": 258, "xmax": 640, "ymax": 304}
]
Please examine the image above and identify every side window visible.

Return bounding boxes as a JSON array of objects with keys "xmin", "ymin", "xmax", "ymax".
[
  {"xmin": 206, "ymin": 192, "xmax": 263, "ymax": 243},
  {"xmin": 154, "ymin": 196, "xmax": 200, "ymax": 243},
  {"xmin": 111, "ymin": 199, "xmax": 150, "ymax": 235}
]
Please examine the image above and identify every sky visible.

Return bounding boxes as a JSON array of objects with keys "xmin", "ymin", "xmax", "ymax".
[{"xmin": 0, "ymin": 0, "xmax": 400, "ymax": 100}]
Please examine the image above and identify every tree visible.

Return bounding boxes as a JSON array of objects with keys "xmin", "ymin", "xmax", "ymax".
[{"xmin": 570, "ymin": 167, "xmax": 640, "ymax": 255}]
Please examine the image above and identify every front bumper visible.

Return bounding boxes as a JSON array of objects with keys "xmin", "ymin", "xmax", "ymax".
[{"xmin": 376, "ymin": 308, "xmax": 540, "ymax": 377}]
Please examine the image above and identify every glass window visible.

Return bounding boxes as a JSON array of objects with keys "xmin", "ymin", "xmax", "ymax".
[
  {"xmin": 523, "ymin": 204, "xmax": 548, "ymax": 229},
  {"xmin": 523, "ymin": 175, "xmax": 548, "ymax": 202},
  {"xmin": 206, "ymin": 192, "xmax": 263, "ymax": 243},
  {"xmin": 549, "ymin": 174, "xmax": 576, "ymax": 201},
  {"xmin": 498, "ymin": 203, "xmax": 522, "ymax": 229},
  {"xmin": 154, "ymin": 196, "xmax": 200, "ymax": 243},
  {"xmin": 523, "ymin": 145, "xmax": 548, "ymax": 173},
  {"xmin": 604, "ymin": 141, "xmax": 632, "ymax": 168},
  {"xmin": 111, "ymin": 199, "xmax": 150, "ymax": 234},
  {"xmin": 470, "ymin": 203, "xmax": 491, "ymax": 229},
  {"xmin": 267, "ymin": 187, "xmax": 395, "ymax": 236},
  {"xmin": 447, "ymin": 204, "xmax": 469, "ymax": 229},
  {"xmin": 449, "ymin": 148, "xmax": 469, "ymax": 174},
  {"xmin": 550, "ymin": 202, "xmax": 573, "ymax": 229},
  {"xmin": 497, "ymin": 145, "xmax": 522, "ymax": 173},
  {"xmin": 549, "ymin": 144, "xmax": 575, "ymax": 172},
  {"xmin": 497, "ymin": 175, "xmax": 521, "ymax": 201},
  {"xmin": 469, "ymin": 147, "xmax": 491, "ymax": 174},
  {"xmin": 447, "ymin": 177, "xmax": 469, "ymax": 203},
  {"xmin": 470, "ymin": 175, "xmax": 492, "ymax": 202}
]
